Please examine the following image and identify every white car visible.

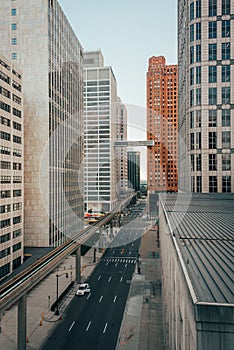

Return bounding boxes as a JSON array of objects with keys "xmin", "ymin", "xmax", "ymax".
[{"xmin": 76, "ymin": 283, "xmax": 91, "ymax": 296}]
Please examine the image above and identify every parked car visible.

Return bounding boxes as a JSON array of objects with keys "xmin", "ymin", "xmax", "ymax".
[{"xmin": 76, "ymin": 283, "xmax": 91, "ymax": 296}]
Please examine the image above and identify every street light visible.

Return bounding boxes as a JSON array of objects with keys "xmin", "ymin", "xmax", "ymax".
[{"xmin": 54, "ymin": 272, "xmax": 68, "ymax": 316}]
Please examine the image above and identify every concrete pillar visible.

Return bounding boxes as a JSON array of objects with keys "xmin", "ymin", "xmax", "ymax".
[
  {"xmin": 75, "ymin": 246, "xmax": 81, "ymax": 283},
  {"xmin": 18, "ymin": 294, "xmax": 27, "ymax": 350},
  {"xmin": 110, "ymin": 220, "xmax": 113, "ymax": 238}
]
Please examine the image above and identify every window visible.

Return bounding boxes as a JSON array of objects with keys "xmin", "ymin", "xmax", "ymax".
[
  {"xmin": 196, "ymin": 44, "xmax": 201, "ymax": 62},
  {"xmin": 0, "ymin": 86, "xmax": 10, "ymax": 98},
  {"xmin": 11, "ymin": 23, "xmax": 17, "ymax": 30},
  {"xmin": 13, "ymin": 203, "xmax": 22, "ymax": 211},
  {"xmin": 196, "ymin": 88, "xmax": 201, "ymax": 105},
  {"xmin": 0, "ymin": 145, "xmax": 11, "ymax": 155},
  {"xmin": 222, "ymin": 42, "xmax": 230, "ymax": 60},
  {"xmin": 0, "ymin": 131, "xmax": 11, "ymax": 141},
  {"xmin": 222, "ymin": 65, "xmax": 230, "ymax": 82},
  {"xmin": 222, "ymin": 109, "xmax": 230, "ymax": 126},
  {"xmin": 0, "ymin": 176, "xmax": 11, "ymax": 184},
  {"xmin": 0, "ymin": 116, "xmax": 10, "ymax": 126},
  {"xmin": 196, "ymin": 0, "xmax": 201, "ymax": 17},
  {"xmin": 196, "ymin": 23, "xmax": 201, "ymax": 40},
  {"xmin": 0, "ymin": 190, "xmax": 11, "ymax": 199},
  {"xmin": 209, "ymin": 87, "xmax": 217, "ymax": 105},
  {"xmin": 222, "ymin": 20, "xmax": 230, "ymax": 38},
  {"xmin": 13, "ymin": 229, "xmax": 22, "ymax": 238},
  {"xmin": 196, "ymin": 154, "xmax": 202, "ymax": 171},
  {"xmin": 13, "ymin": 107, "xmax": 21, "ymax": 117},
  {"xmin": 209, "ymin": 110, "xmax": 217, "ymax": 127},
  {"xmin": 209, "ymin": 66, "xmax": 217, "ymax": 83},
  {"xmin": 13, "ymin": 242, "xmax": 22, "ymax": 252},
  {"xmin": 197, "ymin": 176, "xmax": 202, "ymax": 192},
  {"xmin": 13, "ymin": 121, "xmax": 21, "ymax": 130},
  {"xmin": 190, "ymin": 2, "xmax": 195, "ymax": 20},
  {"xmin": 222, "ymin": 0, "xmax": 230, "ymax": 15},
  {"xmin": 209, "ymin": 176, "xmax": 217, "ymax": 192},
  {"xmin": 190, "ymin": 111, "xmax": 194, "ymax": 128},
  {"xmin": 222, "ymin": 87, "xmax": 230, "ymax": 104},
  {"xmin": 0, "ymin": 101, "xmax": 11, "ymax": 113},
  {"xmin": 190, "ymin": 24, "xmax": 194, "ymax": 42},
  {"xmin": 13, "ymin": 135, "xmax": 21, "ymax": 144},
  {"xmin": 209, "ymin": 154, "xmax": 217, "ymax": 170},
  {"xmin": 222, "ymin": 131, "xmax": 230, "ymax": 148},
  {"xmin": 222, "ymin": 154, "xmax": 231, "ymax": 171},
  {"xmin": 209, "ymin": 43, "xmax": 217, "ymax": 60},
  {"xmin": 196, "ymin": 110, "xmax": 201, "ymax": 127},
  {"xmin": 12, "ymin": 53, "xmax": 17, "ymax": 60},
  {"xmin": 12, "ymin": 38, "xmax": 17, "ymax": 46},
  {"xmin": 13, "ymin": 176, "xmax": 22, "ymax": 183},
  {"xmin": 13, "ymin": 215, "xmax": 21, "ymax": 225},
  {"xmin": 222, "ymin": 176, "xmax": 231, "ymax": 192},
  {"xmin": 13, "ymin": 189, "xmax": 22, "ymax": 197},
  {"xmin": 190, "ymin": 89, "xmax": 194, "ymax": 107},
  {"xmin": 209, "ymin": 21, "xmax": 217, "ymax": 39},
  {"xmin": 0, "ymin": 233, "xmax": 11, "ymax": 244},
  {"xmin": 0, "ymin": 204, "xmax": 11, "ymax": 214},
  {"xmin": 209, "ymin": 132, "xmax": 217, "ymax": 149},
  {"xmin": 0, "ymin": 247, "xmax": 11, "ymax": 259},
  {"xmin": 190, "ymin": 133, "xmax": 195, "ymax": 150},
  {"xmin": 0, "ymin": 219, "xmax": 11, "ymax": 229},
  {"xmin": 0, "ymin": 161, "xmax": 11, "ymax": 170},
  {"xmin": 190, "ymin": 46, "xmax": 194, "ymax": 64},
  {"xmin": 209, "ymin": 0, "xmax": 217, "ymax": 16},
  {"xmin": 11, "ymin": 8, "xmax": 17, "ymax": 16},
  {"xmin": 190, "ymin": 68, "xmax": 195, "ymax": 85},
  {"xmin": 196, "ymin": 132, "xmax": 201, "ymax": 149},
  {"xmin": 196, "ymin": 66, "xmax": 201, "ymax": 84},
  {"xmin": 13, "ymin": 162, "xmax": 22, "ymax": 170}
]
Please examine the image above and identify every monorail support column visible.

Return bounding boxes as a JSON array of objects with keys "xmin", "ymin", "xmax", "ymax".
[
  {"xmin": 110, "ymin": 220, "xmax": 113, "ymax": 238},
  {"xmin": 18, "ymin": 294, "xmax": 27, "ymax": 350},
  {"xmin": 75, "ymin": 246, "xmax": 81, "ymax": 284}
]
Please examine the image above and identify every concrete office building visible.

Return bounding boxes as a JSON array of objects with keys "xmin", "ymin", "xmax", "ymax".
[
  {"xmin": 83, "ymin": 50, "xmax": 120, "ymax": 213},
  {"xmin": 146, "ymin": 56, "xmax": 178, "ymax": 212},
  {"xmin": 0, "ymin": 0, "xmax": 84, "ymax": 247},
  {"xmin": 127, "ymin": 150, "xmax": 140, "ymax": 192},
  {"xmin": 115, "ymin": 98, "xmax": 128, "ymax": 194},
  {"xmin": 0, "ymin": 54, "xmax": 23, "ymax": 280},
  {"xmin": 178, "ymin": 0, "xmax": 234, "ymax": 193},
  {"xmin": 159, "ymin": 193, "xmax": 234, "ymax": 350}
]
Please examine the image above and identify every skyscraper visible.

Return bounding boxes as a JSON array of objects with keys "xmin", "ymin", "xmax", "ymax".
[
  {"xmin": 0, "ymin": 0, "xmax": 84, "ymax": 247},
  {"xmin": 83, "ymin": 50, "xmax": 120, "ymax": 213},
  {"xmin": 146, "ymin": 56, "xmax": 178, "ymax": 209},
  {"xmin": 178, "ymin": 0, "xmax": 233, "ymax": 193},
  {"xmin": 128, "ymin": 150, "xmax": 140, "ymax": 192},
  {"xmin": 0, "ymin": 54, "xmax": 23, "ymax": 279}
]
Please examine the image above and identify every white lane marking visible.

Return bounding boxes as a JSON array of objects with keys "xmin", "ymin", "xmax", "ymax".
[
  {"xmin": 99, "ymin": 295, "xmax": 103, "ymax": 303},
  {"xmin": 87, "ymin": 293, "xmax": 91, "ymax": 300},
  {"xmin": 113, "ymin": 296, "xmax": 117, "ymax": 303},
  {"xmin": 103, "ymin": 323, "xmax": 108, "ymax": 334},
  {"xmin": 86, "ymin": 321, "xmax": 92, "ymax": 332},
  {"xmin": 69, "ymin": 321, "xmax": 75, "ymax": 332},
  {"xmin": 115, "ymin": 263, "xmax": 118, "ymax": 267},
  {"xmin": 98, "ymin": 275, "xmax": 101, "ymax": 280},
  {"xmin": 120, "ymin": 276, "xmax": 123, "ymax": 282},
  {"xmin": 113, "ymin": 250, "xmax": 115, "ymax": 254},
  {"xmin": 108, "ymin": 276, "xmax": 112, "ymax": 282},
  {"xmin": 106, "ymin": 262, "xmax": 109, "ymax": 266},
  {"xmin": 125, "ymin": 263, "xmax": 127, "ymax": 267}
]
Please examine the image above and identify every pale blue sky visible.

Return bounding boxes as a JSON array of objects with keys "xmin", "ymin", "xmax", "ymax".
[
  {"xmin": 59, "ymin": 0, "xmax": 177, "ymax": 179},
  {"xmin": 59, "ymin": 0, "xmax": 177, "ymax": 108}
]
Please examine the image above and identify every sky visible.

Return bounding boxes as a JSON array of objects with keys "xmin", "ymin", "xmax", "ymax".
[{"xmin": 59, "ymin": 0, "xmax": 178, "ymax": 179}]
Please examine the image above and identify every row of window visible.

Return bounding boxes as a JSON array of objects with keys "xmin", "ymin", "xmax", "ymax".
[
  {"xmin": 0, "ymin": 229, "xmax": 22, "ymax": 245},
  {"xmin": 1, "ymin": 116, "xmax": 22, "ymax": 130},
  {"xmin": 0, "ymin": 242, "xmax": 22, "ymax": 260},
  {"xmin": 190, "ymin": 42, "xmax": 230, "ymax": 64},
  {"xmin": 190, "ymin": 65, "xmax": 231, "ymax": 85},
  {"xmin": 0, "ymin": 131, "xmax": 22, "ymax": 143},
  {"xmin": 190, "ymin": 131, "xmax": 231, "ymax": 149},
  {"xmin": 190, "ymin": 109, "xmax": 231, "ymax": 128},
  {"xmin": 0, "ymin": 215, "xmax": 22, "ymax": 229},
  {"xmin": 0, "ymin": 146, "xmax": 22, "ymax": 157},
  {"xmin": 190, "ymin": 0, "xmax": 230, "ymax": 20},
  {"xmin": 191, "ymin": 153, "xmax": 231, "ymax": 171},
  {"xmin": 0, "ymin": 203, "xmax": 22, "ymax": 214},
  {"xmin": 0, "ymin": 189, "xmax": 21, "ymax": 198},
  {"xmin": 191, "ymin": 175, "xmax": 231, "ymax": 193},
  {"xmin": 0, "ymin": 161, "xmax": 22, "ymax": 170},
  {"xmin": 190, "ymin": 86, "xmax": 231, "ymax": 106},
  {"xmin": 0, "ymin": 176, "xmax": 22, "ymax": 184}
]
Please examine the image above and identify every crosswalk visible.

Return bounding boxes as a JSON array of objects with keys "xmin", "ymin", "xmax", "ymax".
[{"xmin": 103, "ymin": 257, "xmax": 137, "ymax": 264}]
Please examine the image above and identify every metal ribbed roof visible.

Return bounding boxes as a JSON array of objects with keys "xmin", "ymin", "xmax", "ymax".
[{"xmin": 160, "ymin": 193, "xmax": 234, "ymax": 304}]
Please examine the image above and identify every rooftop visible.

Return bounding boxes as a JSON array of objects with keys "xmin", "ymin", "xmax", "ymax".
[{"xmin": 160, "ymin": 193, "xmax": 234, "ymax": 304}]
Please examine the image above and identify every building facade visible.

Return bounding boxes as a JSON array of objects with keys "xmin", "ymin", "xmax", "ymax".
[
  {"xmin": 127, "ymin": 150, "xmax": 140, "ymax": 192},
  {"xmin": 0, "ymin": 0, "xmax": 84, "ymax": 247},
  {"xmin": 115, "ymin": 98, "xmax": 128, "ymax": 195},
  {"xmin": 0, "ymin": 54, "xmax": 23, "ymax": 280},
  {"xmin": 178, "ymin": 0, "xmax": 234, "ymax": 193},
  {"xmin": 147, "ymin": 56, "xmax": 178, "ymax": 194},
  {"xmin": 83, "ymin": 50, "xmax": 119, "ymax": 213}
]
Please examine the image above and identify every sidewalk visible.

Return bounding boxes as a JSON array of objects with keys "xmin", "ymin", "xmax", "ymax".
[
  {"xmin": 0, "ymin": 243, "xmax": 106, "ymax": 350},
  {"xmin": 116, "ymin": 228, "xmax": 165, "ymax": 350}
]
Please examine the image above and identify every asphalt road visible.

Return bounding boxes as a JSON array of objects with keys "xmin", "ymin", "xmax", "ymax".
[{"xmin": 42, "ymin": 207, "xmax": 147, "ymax": 350}]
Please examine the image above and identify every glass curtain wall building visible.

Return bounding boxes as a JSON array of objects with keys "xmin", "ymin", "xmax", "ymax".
[
  {"xmin": 0, "ymin": 0, "xmax": 84, "ymax": 247},
  {"xmin": 83, "ymin": 50, "xmax": 119, "ymax": 213},
  {"xmin": 178, "ymin": 0, "xmax": 233, "ymax": 193}
]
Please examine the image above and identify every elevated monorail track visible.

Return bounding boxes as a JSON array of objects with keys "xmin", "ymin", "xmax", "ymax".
[{"xmin": 0, "ymin": 196, "xmax": 132, "ymax": 313}]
